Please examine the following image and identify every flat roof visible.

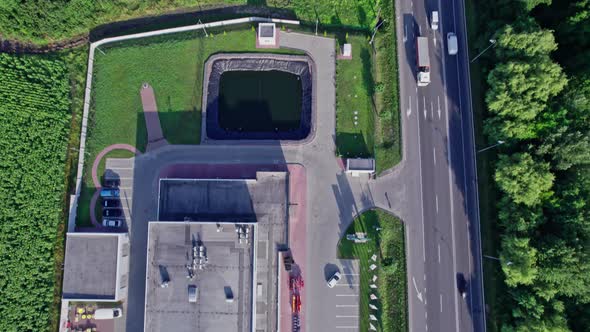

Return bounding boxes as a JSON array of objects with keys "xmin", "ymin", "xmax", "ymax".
[
  {"xmin": 158, "ymin": 172, "xmax": 288, "ymax": 222},
  {"xmin": 62, "ymin": 233, "xmax": 120, "ymax": 300},
  {"xmin": 346, "ymin": 158, "xmax": 376, "ymax": 172},
  {"xmin": 145, "ymin": 222, "xmax": 253, "ymax": 332},
  {"xmin": 259, "ymin": 23, "xmax": 275, "ymax": 38}
]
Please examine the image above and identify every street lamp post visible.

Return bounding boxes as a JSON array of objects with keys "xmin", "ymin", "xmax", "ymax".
[
  {"xmin": 470, "ymin": 39, "xmax": 496, "ymax": 63},
  {"xmin": 483, "ymin": 255, "xmax": 512, "ymax": 266},
  {"xmin": 477, "ymin": 140, "xmax": 505, "ymax": 153}
]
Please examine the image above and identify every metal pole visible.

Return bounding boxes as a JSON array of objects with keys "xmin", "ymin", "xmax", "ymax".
[
  {"xmin": 315, "ymin": 19, "xmax": 318, "ymax": 36},
  {"xmin": 198, "ymin": 19, "xmax": 208, "ymax": 37},
  {"xmin": 470, "ymin": 39, "xmax": 496, "ymax": 63},
  {"xmin": 369, "ymin": 19, "xmax": 386, "ymax": 45},
  {"xmin": 477, "ymin": 140, "xmax": 504, "ymax": 153},
  {"xmin": 483, "ymin": 255, "xmax": 512, "ymax": 265}
]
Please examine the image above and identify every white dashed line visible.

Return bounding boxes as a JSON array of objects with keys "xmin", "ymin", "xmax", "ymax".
[{"xmin": 336, "ymin": 305, "xmax": 359, "ymax": 308}]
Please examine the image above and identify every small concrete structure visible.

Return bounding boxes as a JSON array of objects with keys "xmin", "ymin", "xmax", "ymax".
[
  {"xmin": 338, "ymin": 43, "xmax": 352, "ymax": 60},
  {"xmin": 62, "ymin": 233, "xmax": 129, "ymax": 301},
  {"xmin": 346, "ymin": 158, "xmax": 376, "ymax": 176},
  {"xmin": 256, "ymin": 23, "xmax": 279, "ymax": 48}
]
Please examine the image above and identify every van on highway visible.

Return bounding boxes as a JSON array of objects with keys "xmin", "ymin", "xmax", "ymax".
[
  {"xmin": 431, "ymin": 11, "xmax": 439, "ymax": 30},
  {"xmin": 447, "ymin": 32, "xmax": 458, "ymax": 55}
]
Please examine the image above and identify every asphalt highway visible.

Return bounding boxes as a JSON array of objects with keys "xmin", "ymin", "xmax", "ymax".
[{"xmin": 394, "ymin": 0, "xmax": 487, "ymax": 330}]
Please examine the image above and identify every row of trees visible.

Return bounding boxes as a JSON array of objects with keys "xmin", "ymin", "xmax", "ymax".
[
  {"xmin": 0, "ymin": 54, "xmax": 71, "ymax": 331},
  {"xmin": 476, "ymin": 0, "xmax": 590, "ymax": 330}
]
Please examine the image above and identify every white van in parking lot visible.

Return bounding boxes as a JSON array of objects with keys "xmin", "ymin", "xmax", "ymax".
[{"xmin": 94, "ymin": 308, "xmax": 123, "ymax": 320}]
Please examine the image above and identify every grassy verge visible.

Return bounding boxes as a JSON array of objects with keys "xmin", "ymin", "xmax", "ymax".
[
  {"xmin": 50, "ymin": 47, "xmax": 89, "ymax": 332},
  {"xmin": 336, "ymin": 35, "xmax": 375, "ymax": 157},
  {"xmin": 337, "ymin": 209, "xmax": 408, "ymax": 332},
  {"xmin": 373, "ymin": 0, "xmax": 401, "ymax": 173},
  {"xmin": 464, "ymin": 0, "xmax": 506, "ymax": 330}
]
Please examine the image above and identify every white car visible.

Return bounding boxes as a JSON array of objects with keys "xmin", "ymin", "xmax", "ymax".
[
  {"xmin": 431, "ymin": 11, "xmax": 439, "ymax": 30},
  {"xmin": 94, "ymin": 308, "xmax": 123, "ymax": 320},
  {"xmin": 327, "ymin": 271, "xmax": 342, "ymax": 288},
  {"xmin": 188, "ymin": 285, "xmax": 198, "ymax": 303},
  {"xmin": 102, "ymin": 218, "xmax": 123, "ymax": 228},
  {"xmin": 447, "ymin": 32, "xmax": 458, "ymax": 55}
]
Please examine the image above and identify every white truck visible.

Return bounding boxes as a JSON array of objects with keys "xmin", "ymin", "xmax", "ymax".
[{"xmin": 417, "ymin": 36, "xmax": 431, "ymax": 86}]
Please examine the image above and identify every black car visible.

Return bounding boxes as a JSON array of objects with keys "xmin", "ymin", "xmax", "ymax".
[
  {"xmin": 103, "ymin": 178, "xmax": 120, "ymax": 188},
  {"xmin": 457, "ymin": 273, "xmax": 468, "ymax": 298},
  {"xmin": 102, "ymin": 208, "xmax": 123, "ymax": 218},
  {"xmin": 103, "ymin": 199, "xmax": 121, "ymax": 208}
]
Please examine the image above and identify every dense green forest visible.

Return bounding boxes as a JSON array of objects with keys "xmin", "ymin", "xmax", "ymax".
[
  {"xmin": 470, "ymin": 0, "xmax": 590, "ymax": 330},
  {"xmin": 0, "ymin": 0, "xmax": 378, "ymax": 44},
  {"xmin": 0, "ymin": 54, "xmax": 72, "ymax": 331}
]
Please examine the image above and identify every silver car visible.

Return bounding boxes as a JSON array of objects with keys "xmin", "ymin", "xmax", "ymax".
[{"xmin": 447, "ymin": 32, "xmax": 458, "ymax": 55}]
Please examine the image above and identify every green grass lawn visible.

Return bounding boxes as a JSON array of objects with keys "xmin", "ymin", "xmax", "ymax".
[
  {"xmin": 76, "ymin": 27, "xmax": 297, "ymax": 227},
  {"xmin": 338, "ymin": 209, "xmax": 408, "ymax": 332},
  {"xmin": 336, "ymin": 35, "xmax": 376, "ymax": 157}
]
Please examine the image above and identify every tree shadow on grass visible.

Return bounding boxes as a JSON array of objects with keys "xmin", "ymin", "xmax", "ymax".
[
  {"xmin": 157, "ymin": 109, "xmax": 201, "ymax": 145},
  {"xmin": 337, "ymin": 131, "xmax": 371, "ymax": 158}
]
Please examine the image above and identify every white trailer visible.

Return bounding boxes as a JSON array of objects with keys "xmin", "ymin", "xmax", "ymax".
[{"xmin": 417, "ymin": 37, "xmax": 431, "ymax": 86}]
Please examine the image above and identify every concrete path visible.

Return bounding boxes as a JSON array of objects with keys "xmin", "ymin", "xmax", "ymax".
[{"xmin": 140, "ymin": 84, "xmax": 169, "ymax": 151}]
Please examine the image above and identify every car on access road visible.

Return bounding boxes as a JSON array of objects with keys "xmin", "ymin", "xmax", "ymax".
[{"xmin": 327, "ymin": 271, "xmax": 342, "ymax": 288}]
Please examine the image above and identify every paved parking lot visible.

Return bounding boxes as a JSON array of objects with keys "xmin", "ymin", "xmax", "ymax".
[
  {"xmin": 328, "ymin": 260, "xmax": 360, "ymax": 332},
  {"xmin": 105, "ymin": 158, "xmax": 135, "ymax": 228}
]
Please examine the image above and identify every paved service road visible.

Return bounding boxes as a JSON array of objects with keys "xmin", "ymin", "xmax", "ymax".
[{"xmin": 391, "ymin": 0, "xmax": 487, "ymax": 330}]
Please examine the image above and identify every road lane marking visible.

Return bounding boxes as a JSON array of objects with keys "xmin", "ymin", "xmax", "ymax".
[
  {"xmin": 433, "ymin": 147, "xmax": 437, "ymax": 165},
  {"xmin": 438, "ymin": 244, "xmax": 441, "ymax": 263},
  {"xmin": 407, "ymin": 96, "xmax": 412, "ymax": 117},
  {"xmin": 335, "ymin": 284, "xmax": 359, "ymax": 287},
  {"xmin": 404, "ymin": 25, "xmax": 408, "ymax": 42},
  {"xmin": 336, "ymin": 327, "xmax": 357, "ymax": 329},
  {"xmin": 336, "ymin": 315, "xmax": 359, "ymax": 318},
  {"xmin": 423, "ymin": 96, "xmax": 427, "ymax": 119},
  {"xmin": 412, "ymin": 277, "xmax": 424, "ymax": 302},
  {"xmin": 435, "ymin": 194, "xmax": 439, "ymax": 213},
  {"xmin": 342, "ymin": 273, "xmax": 359, "ymax": 276},
  {"xmin": 438, "ymin": 96, "xmax": 441, "ymax": 119},
  {"xmin": 441, "ymin": 294, "xmax": 443, "ymax": 312},
  {"xmin": 336, "ymin": 305, "xmax": 359, "ymax": 308},
  {"xmin": 416, "ymin": 94, "xmax": 426, "ymax": 263},
  {"xmin": 431, "ymin": 101, "xmax": 434, "ymax": 119},
  {"xmin": 336, "ymin": 294, "xmax": 358, "ymax": 297}
]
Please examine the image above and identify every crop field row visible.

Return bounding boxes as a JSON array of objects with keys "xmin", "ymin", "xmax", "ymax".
[{"xmin": 0, "ymin": 53, "xmax": 72, "ymax": 332}]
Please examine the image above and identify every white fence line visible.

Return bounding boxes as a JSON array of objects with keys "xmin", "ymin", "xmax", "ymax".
[{"xmin": 62, "ymin": 16, "xmax": 300, "ymax": 331}]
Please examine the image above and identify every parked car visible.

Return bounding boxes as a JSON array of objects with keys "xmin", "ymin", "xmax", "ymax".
[
  {"xmin": 103, "ymin": 199, "xmax": 121, "ymax": 208},
  {"xmin": 100, "ymin": 188, "xmax": 120, "ymax": 198},
  {"xmin": 102, "ymin": 218, "xmax": 123, "ymax": 228},
  {"xmin": 102, "ymin": 208, "xmax": 122, "ymax": 218},
  {"xmin": 94, "ymin": 308, "xmax": 123, "ymax": 320},
  {"xmin": 188, "ymin": 285, "xmax": 198, "ymax": 303},
  {"xmin": 103, "ymin": 178, "xmax": 120, "ymax": 188},
  {"xmin": 327, "ymin": 271, "xmax": 342, "ymax": 288},
  {"xmin": 447, "ymin": 32, "xmax": 458, "ymax": 55}
]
